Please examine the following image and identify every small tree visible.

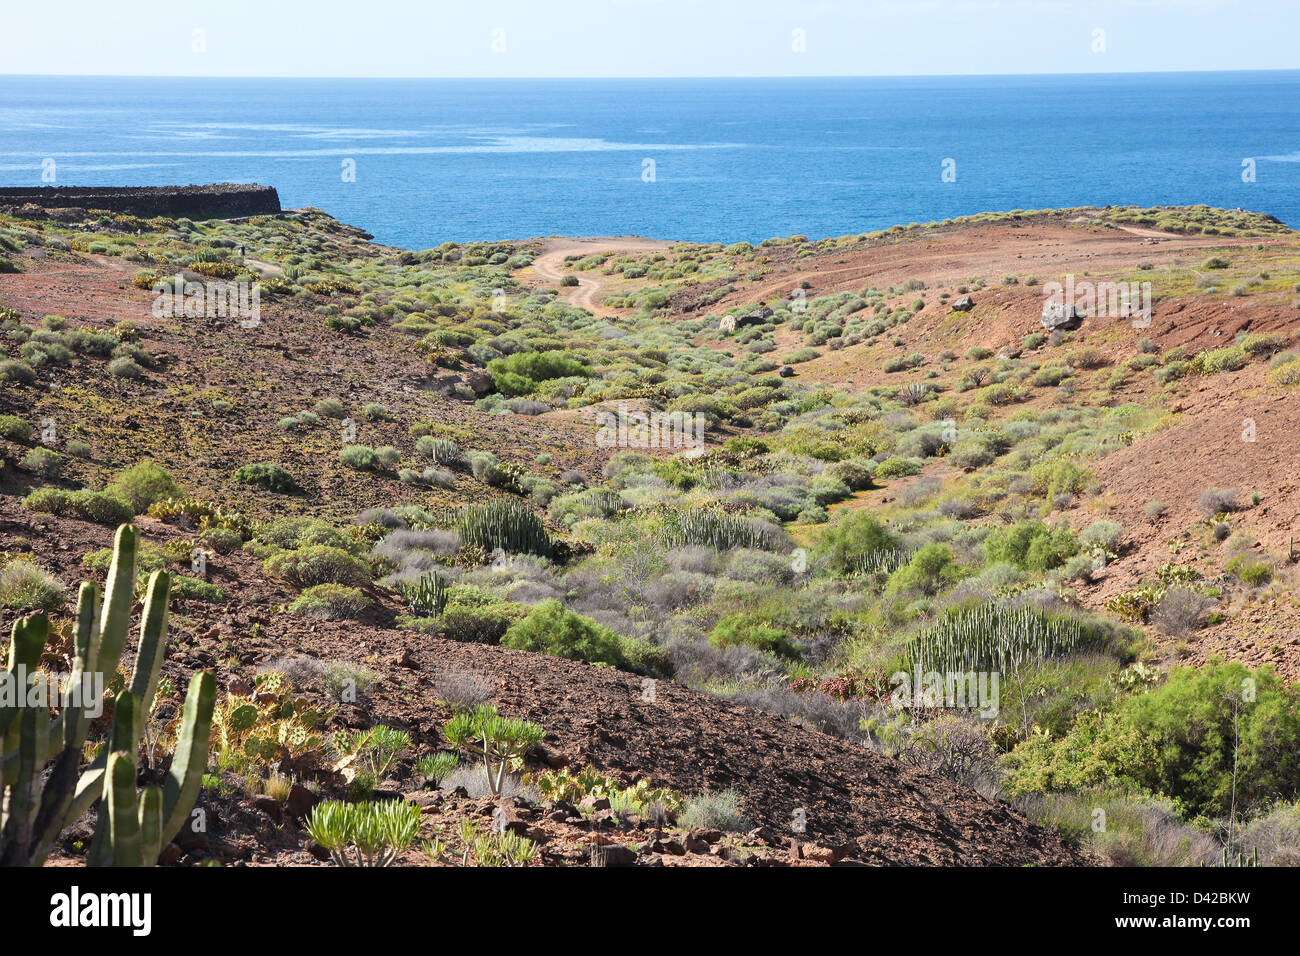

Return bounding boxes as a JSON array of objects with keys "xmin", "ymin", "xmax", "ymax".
[{"xmin": 442, "ymin": 705, "xmax": 544, "ymax": 796}]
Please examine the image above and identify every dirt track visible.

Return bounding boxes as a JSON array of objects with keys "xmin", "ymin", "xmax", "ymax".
[{"xmin": 527, "ymin": 237, "xmax": 675, "ymax": 315}]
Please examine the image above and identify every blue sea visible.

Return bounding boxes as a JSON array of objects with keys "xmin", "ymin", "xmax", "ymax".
[{"xmin": 1, "ymin": 72, "xmax": 1298, "ymax": 248}]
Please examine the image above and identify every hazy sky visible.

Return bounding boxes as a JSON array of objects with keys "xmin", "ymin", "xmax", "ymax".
[{"xmin": 3, "ymin": 0, "xmax": 1296, "ymax": 77}]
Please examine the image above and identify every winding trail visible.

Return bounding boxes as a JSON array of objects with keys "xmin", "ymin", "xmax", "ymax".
[{"xmin": 527, "ymin": 236, "xmax": 676, "ymax": 316}]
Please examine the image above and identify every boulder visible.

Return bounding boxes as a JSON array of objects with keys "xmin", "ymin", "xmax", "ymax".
[
  {"xmin": 951, "ymin": 295, "xmax": 975, "ymax": 312},
  {"xmin": 735, "ymin": 306, "xmax": 773, "ymax": 328},
  {"xmin": 284, "ymin": 783, "xmax": 318, "ymax": 820},
  {"xmin": 1041, "ymin": 299, "xmax": 1084, "ymax": 331},
  {"xmin": 778, "ymin": 365, "xmax": 795, "ymax": 378},
  {"xmin": 589, "ymin": 843, "xmax": 638, "ymax": 867}
]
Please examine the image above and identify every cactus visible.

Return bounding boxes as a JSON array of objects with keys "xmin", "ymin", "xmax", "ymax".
[
  {"xmin": 908, "ymin": 602, "xmax": 1105, "ymax": 675},
  {"xmin": 661, "ymin": 508, "xmax": 779, "ymax": 551},
  {"xmin": 455, "ymin": 500, "xmax": 552, "ymax": 557},
  {"xmin": 0, "ymin": 524, "xmax": 216, "ymax": 867},
  {"xmin": 399, "ymin": 571, "xmax": 448, "ymax": 616}
]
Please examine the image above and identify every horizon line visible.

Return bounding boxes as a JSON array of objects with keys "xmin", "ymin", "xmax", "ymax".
[{"xmin": 3, "ymin": 67, "xmax": 1299, "ymax": 81}]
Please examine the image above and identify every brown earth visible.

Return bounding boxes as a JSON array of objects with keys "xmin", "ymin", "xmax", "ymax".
[
  {"xmin": 1, "ymin": 504, "xmax": 1083, "ymax": 867},
  {"xmin": 5, "ymin": 209, "xmax": 1299, "ymax": 867}
]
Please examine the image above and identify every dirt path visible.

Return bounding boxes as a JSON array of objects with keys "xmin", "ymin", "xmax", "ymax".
[{"xmin": 528, "ymin": 237, "xmax": 676, "ymax": 316}]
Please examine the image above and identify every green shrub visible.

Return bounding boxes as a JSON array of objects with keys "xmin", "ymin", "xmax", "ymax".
[
  {"xmin": 21, "ymin": 488, "xmax": 133, "ymax": 525},
  {"xmin": 264, "ymin": 545, "xmax": 370, "ymax": 587},
  {"xmin": 170, "ymin": 575, "xmax": 225, "ymax": 602},
  {"xmin": 983, "ymin": 520, "xmax": 1080, "ymax": 571},
  {"xmin": 487, "ymin": 351, "xmax": 589, "ymax": 396},
  {"xmin": 0, "ymin": 560, "xmax": 65, "ymax": 610},
  {"xmin": 234, "ymin": 462, "xmax": 296, "ymax": 493},
  {"xmin": 339, "ymin": 445, "xmax": 381, "ymax": 470},
  {"xmin": 1190, "ymin": 346, "xmax": 1248, "ymax": 375},
  {"xmin": 289, "ymin": 583, "xmax": 372, "ymax": 619},
  {"xmin": 21, "ymin": 447, "xmax": 62, "ymax": 477},
  {"xmin": 200, "ymin": 526, "xmax": 244, "ymax": 554},
  {"xmin": 1267, "ymin": 357, "xmax": 1300, "ymax": 387},
  {"xmin": 502, "ymin": 599, "xmax": 628, "ymax": 667},
  {"xmin": 255, "ymin": 516, "xmax": 363, "ymax": 554},
  {"xmin": 0, "ymin": 359, "xmax": 36, "ymax": 385},
  {"xmin": 817, "ymin": 511, "xmax": 900, "ymax": 574},
  {"xmin": 1004, "ymin": 662, "xmax": 1300, "ymax": 819},
  {"xmin": 885, "ymin": 543, "xmax": 964, "ymax": 597},
  {"xmin": 1078, "ymin": 520, "xmax": 1124, "ymax": 554},
  {"xmin": 874, "ymin": 455, "xmax": 922, "ymax": 479},
  {"xmin": 107, "ymin": 356, "xmax": 144, "ymax": 379},
  {"xmin": 679, "ymin": 790, "xmax": 749, "ymax": 832},
  {"xmin": 108, "ymin": 461, "xmax": 180, "ymax": 512},
  {"xmin": 825, "ymin": 459, "xmax": 875, "ymax": 491},
  {"xmin": 1029, "ymin": 459, "xmax": 1093, "ymax": 501},
  {"xmin": 1226, "ymin": 554, "xmax": 1272, "ymax": 586},
  {"xmin": 429, "ymin": 605, "xmax": 520, "ymax": 644},
  {"xmin": 0, "ymin": 415, "xmax": 31, "ymax": 440},
  {"xmin": 710, "ymin": 613, "xmax": 799, "ymax": 657}
]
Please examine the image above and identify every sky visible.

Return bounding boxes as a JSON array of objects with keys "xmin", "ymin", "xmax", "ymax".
[{"xmin": 1, "ymin": 0, "xmax": 1296, "ymax": 78}]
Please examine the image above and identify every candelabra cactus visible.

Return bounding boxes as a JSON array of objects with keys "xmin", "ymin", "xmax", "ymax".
[{"xmin": 0, "ymin": 524, "xmax": 215, "ymax": 867}]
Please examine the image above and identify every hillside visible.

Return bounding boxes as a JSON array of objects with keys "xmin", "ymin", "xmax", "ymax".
[{"xmin": 2, "ymin": 200, "xmax": 1299, "ymax": 867}]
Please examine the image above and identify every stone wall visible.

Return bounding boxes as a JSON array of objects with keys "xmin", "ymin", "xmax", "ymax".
[{"xmin": 0, "ymin": 183, "xmax": 281, "ymax": 219}]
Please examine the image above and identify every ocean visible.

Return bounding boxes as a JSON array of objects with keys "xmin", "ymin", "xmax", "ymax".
[{"xmin": 1, "ymin": 72, "xmax": 1298, "ymax": 248}]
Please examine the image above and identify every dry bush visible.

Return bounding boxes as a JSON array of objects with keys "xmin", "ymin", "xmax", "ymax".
[{"xmin": 1152, "ymin": 588, "xmax": 1216, "ymax": 635}]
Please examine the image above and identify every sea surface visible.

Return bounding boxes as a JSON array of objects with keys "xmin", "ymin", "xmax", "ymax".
[{"xmin": 1, "ymin": 72, "xmax": 1298, "ymax": 248}]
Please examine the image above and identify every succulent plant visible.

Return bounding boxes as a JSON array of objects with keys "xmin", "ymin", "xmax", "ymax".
[
  {"xmin": 442, "ymin": 705, "xmax": 544, "ymax": 796},
  {"xmin": 1, "ymin": 524, "xmax": 215, "ymax": 867},
  {"xmin": 455, "ymin": 500, "xmax": 552, "ymax": 558},
  {"xmin": 305, "ymin": 798, "xmax": 420, "ymax": 867}
]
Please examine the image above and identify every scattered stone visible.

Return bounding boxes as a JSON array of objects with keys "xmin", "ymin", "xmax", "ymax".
[
  {"xmin": 284, "ymin": 784, "xmax": 318, "ymax": 820},
  {"xmin": 683, "ymin": 832, "xmax": 712, "ymax": 854},
  {"xmin": 252, "ymin": 796, "xmax": 283, "ymax": 823},
  {"xmin": 589, "ymin": 843, "xmax": 637, "ymax": 867},
  {"xmin": 407, "ymin": 790, "xmax": 443, "ymax": 813},
  {"xmin": 715, "ymin": 844, "xmax": 749, "ymax": 864},
  {"xmin": 535, "ymin": 743, "xmax": 569, "ymax": 769},
  {"xmin": 157, "ymin": 844, "xmax": 184, "ymax": 867}
]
